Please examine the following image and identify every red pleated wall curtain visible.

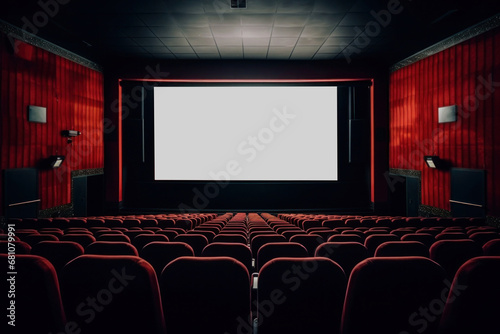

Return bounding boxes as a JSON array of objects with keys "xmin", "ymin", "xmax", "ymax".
[
  {"xmin": 389, "ymin": 27, "xmax": 500, "ymax": 216},
  {"xmin": 0, "ymin": 32, "xmax": 104, "ymax": 212}
]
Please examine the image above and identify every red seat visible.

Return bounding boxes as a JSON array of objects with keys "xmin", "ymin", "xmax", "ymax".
[
  {"xmin": 482, "ymin": 239, "xmax": 500, "ymax": 255},
  {"xmin": 86, "ymin": 218, "xmax": 106, "ymax": 227},
  {"xmin": 187, "ymin": 229, "xmax": 216, "ymax": 242},
  {"xmin": 174, "ymin": 234, "xmax": 209, "ymax": 256},
  {"xmin": 435, "ymin": 232, "xmax": 469, "ymax": 241},
  {"xmin": 213, "ymin": 233, "xmax": 247, "ymax": 244},
  {"xmin": 104, "ymin": 218, "xmax": 123, "ymax": 227},
  {"xmin": 439, "ymin": 256, "xmax": 500, "ymax": 334},
  {"xmin": 256, "ymin": 242, "xmax": 308, "ymax": 271},
  {"xmin": 390, "ymin": 228, "xmax": 414, "ymax": 238},
  {"xmin": 289, "ymin": 234, "xmax": 325, "ymax": 256},
  {"xmin": 315, "ymin": 242, "xmax": 368, "ymax": 277},
  {"xmin": 258, "ymin": 257, "xmax": 346, "ymax": 334},
  {"xmin": 97, "ymin": 234, "xmax": 131, "ymax": 243},
  {"xmin": 93, "ymin": 229, "xmax": 124, "ymax": 237},
  {"xmin": 157, "ymin": 219, "xmax": 175, "ymax": 228},
  {"xmin": 341, "ymin": 257, "xmax": 446, "ymax": 334},
  {"xmin": 251, "ymin": 234, "xmax": 286, "ymax": 257},
  {"xmin": 132, "ymin": 234, "xmax": 169, "ymax": 251},
  {"xmin": 31, "ymin": 241, "xmax": 84, "ymax": 273},
  {"xmin": 468, "ymin": 231, "xmax": 500, "ymax": 246},
  {"xmin": 175, "ymin": 219, "xmax": 193, "ymax": 230},
  {"xmin": 302, "ymin": 220, "xmax": 322, "ymax": 231},
  {"xmin": 328, "ymin": 234, "xmax": 363, "ymax": 243},
  {"xmin": 430, "ymin": 239, "xmax": 483, "ymax": 280},
  {"xmin": 122, "ymin": 218, "xmax": 141, "ymax": 228},
  {"xmin": 24, "ymin": 233, "xmax": 59, "ymax": 246},
  {"xmin": 341, "ymin": 229, "xmax": 366, "ymax": 240},
  {"xmin": 344, "ymin": 219, "xmax": 361, "ymax": 227},
  {"xmin": 140, "ymin": 242, "xmax": 194, "ymax": 277},
  {"xmin": 155, "ymin": 229, "xmax": 179, "ymax": 240},
  {"xmin": 322, "ymin": 220, "xmax": 346, "ymax": 228},
  {"xmin": 374, "ymin": 241, "xmax": 429, "ymax": 257},
  {"xmin": 360, "ymin": 218, "xmax": 376, "ymax": 227},
  {"xmin": 281, "ymin": 230, "xmax": 307, "ymax": 241},
  {"xmin": 249, "ymin": 229, "xmax": 275, "ymax": 241},
  {"xmin": 64, "ymin": 228, "xmax": 93, "ymax": 235},
  {"xmin": 123, "ymin": 230, "xmax": 155, "ymax": 240},
  {"xmin": 401, "ymin": 233, "xmax": 436, "ymax": 247},
  {"xmin": 39, "ymin": 229, "xmax": 64, "ymax": 238},
  {"xmin": 140, "ymin": 219, "xmax": 159, "ymax": 227},
  {"xmin": 195, "ymin": 225, "xmax": 220, "ymax": 234},
  {"xmin": 161, "ymin": 257, "xmax": 250, "ymax": 334},
  {"xmin": 60, "ymin": 234, "xmax": 96, "ymax": 248},
  {"xmin": 60, "ymin": 255, "xmax": 165, "ymax": 334},
  {"xmin": 85, "ymin": 241, "xmax": 138, "ymax": 256},
  {"xmin": 0, "ymin": 240, "xmax": 31, "ymax": 254},
  {"xmin": 0, "ymin": 254, "xmax": 66, "ymax": 333},
  {"xmin": 202, "ymin": 242, "xmax": 253, "ymax": 274},
  {"xmin": 364, "ymin": 234, "xmax": 400, "ymax": 256}
]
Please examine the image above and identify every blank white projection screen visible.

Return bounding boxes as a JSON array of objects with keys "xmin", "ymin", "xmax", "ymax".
[{"xmin": 154, "ymin": 86, "xmax": 338, "ymax": 181}]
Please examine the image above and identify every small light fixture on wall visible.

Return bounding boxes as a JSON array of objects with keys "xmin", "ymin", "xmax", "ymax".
[
  {"xmin": 47, "ymin": 155, "xmax": 65, "ymax": 169},
  {"xmin": 424, "ymin": 156, "xmax": 444, "ymax": 169}
]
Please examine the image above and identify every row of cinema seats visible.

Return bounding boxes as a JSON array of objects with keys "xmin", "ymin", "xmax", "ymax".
[
  {"xmin": 1, "ymin": 212, "xmax": 499, "ymax": 334},
  {"xmin": 7, "ymin": 212, "xmax": 218, "ymax": 230},
  {"xmin": 2, "ymin": 212, "xmax": 500, "ymax": 278},
  {"xmin": 2, "ymin": 253, "xmax": 499, "ymax": 333}
]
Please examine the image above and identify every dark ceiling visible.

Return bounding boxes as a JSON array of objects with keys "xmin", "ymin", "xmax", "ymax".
[{"xmin": 2, "ymin": 0, "xmax": 499, "ymax": 65}]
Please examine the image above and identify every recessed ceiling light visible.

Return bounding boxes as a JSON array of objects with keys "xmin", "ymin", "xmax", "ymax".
[{"xmin": 231, "ymin": 0, "xmax": 246, "ymax": 9}]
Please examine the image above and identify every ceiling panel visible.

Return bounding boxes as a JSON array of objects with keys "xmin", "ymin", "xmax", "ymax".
[
  {"xmin": 2, "ymin": 0, "xmax": 499, "ymax": 63},
  {"xmin": 271, "ymin": 27, "xmax": 304, "ymax": 38},
  {"xmin": 188, "ymin": 38, "xmax": 217, "ymax": 46},
  {"xmin": 149, "ymin": 26, "xmax": 185, "ymax": 37},
  {"xmin": 211, "ymin": 26, "xmax": 243, "ymax": 38},
  {"xmin": 159, "ymin": 38, "xmax": 190, "ymax": 46},
  {"xmin": 168, "ymin": 46, "xmax": 195, "ymax": 53},
  {"xmin": 270, "ymin": 38, "xmax": 298, "ymax": 47},
  {"xmin": 276, "ymin": 0, "xmax": 315, "ymax": 14},
  {"xmin": 193, "ymin": 46, "xmax": 219, "ymax": 53},
  {"xmin": 132, "ymin": 38, "xmax": 165, "ymax": 46},
  {"xmin": 198, "ymin": 54, "xmax": 221, "ymax": 59},
  {"xmin": 241, "ymin": 14, "xmax": 275, "ymax": 26},
  {"xmin": 242, "ymin": 27, "xmax": 273, "ymax": 38},
  {"xmin": 243, "ymin": 38, "xmax": 271, "ymax": 46},
  {"xmin": 215, "ymin": 38, "xmax": 243, "ymax": 46},
  {"xmin": 301, "ymin": 26, "xmax": 335, "ymax": 37},
  {"xmin": 273, "ymin": 14, "xmax": 310, "ymax": 27}
]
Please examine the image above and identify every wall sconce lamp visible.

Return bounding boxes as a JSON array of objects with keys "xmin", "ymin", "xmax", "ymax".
[
  {"xmin": 61, "ymin": 130, "xmax": 81, "ymax": 143},
  {"xmin": 47, "ymin": 155, "xmax": 65, "ymax": 169},
  {"xmin": 424, "ymin": 156, "xmax": 443, "ymax": 169}
]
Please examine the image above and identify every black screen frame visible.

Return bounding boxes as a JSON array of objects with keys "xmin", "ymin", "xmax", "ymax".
[{"xmin": 122, "ymin": 80, "xmax": 372, "ymax": 212}]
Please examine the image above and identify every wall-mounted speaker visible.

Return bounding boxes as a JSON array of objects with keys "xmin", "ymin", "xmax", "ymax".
[{"xmin": 438, "ymin": 105, "xmax": 457, "ymax": 123}]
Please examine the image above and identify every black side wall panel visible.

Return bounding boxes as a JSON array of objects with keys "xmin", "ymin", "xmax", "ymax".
[{"xmin": 3, "ymin": 168, "xmax": 38, "ymax": 218}]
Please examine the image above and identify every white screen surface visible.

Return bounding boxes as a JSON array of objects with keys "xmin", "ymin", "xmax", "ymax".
[{"xmin": 154, "ymin": 85, "xmax": 337, "ymax": 181}]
